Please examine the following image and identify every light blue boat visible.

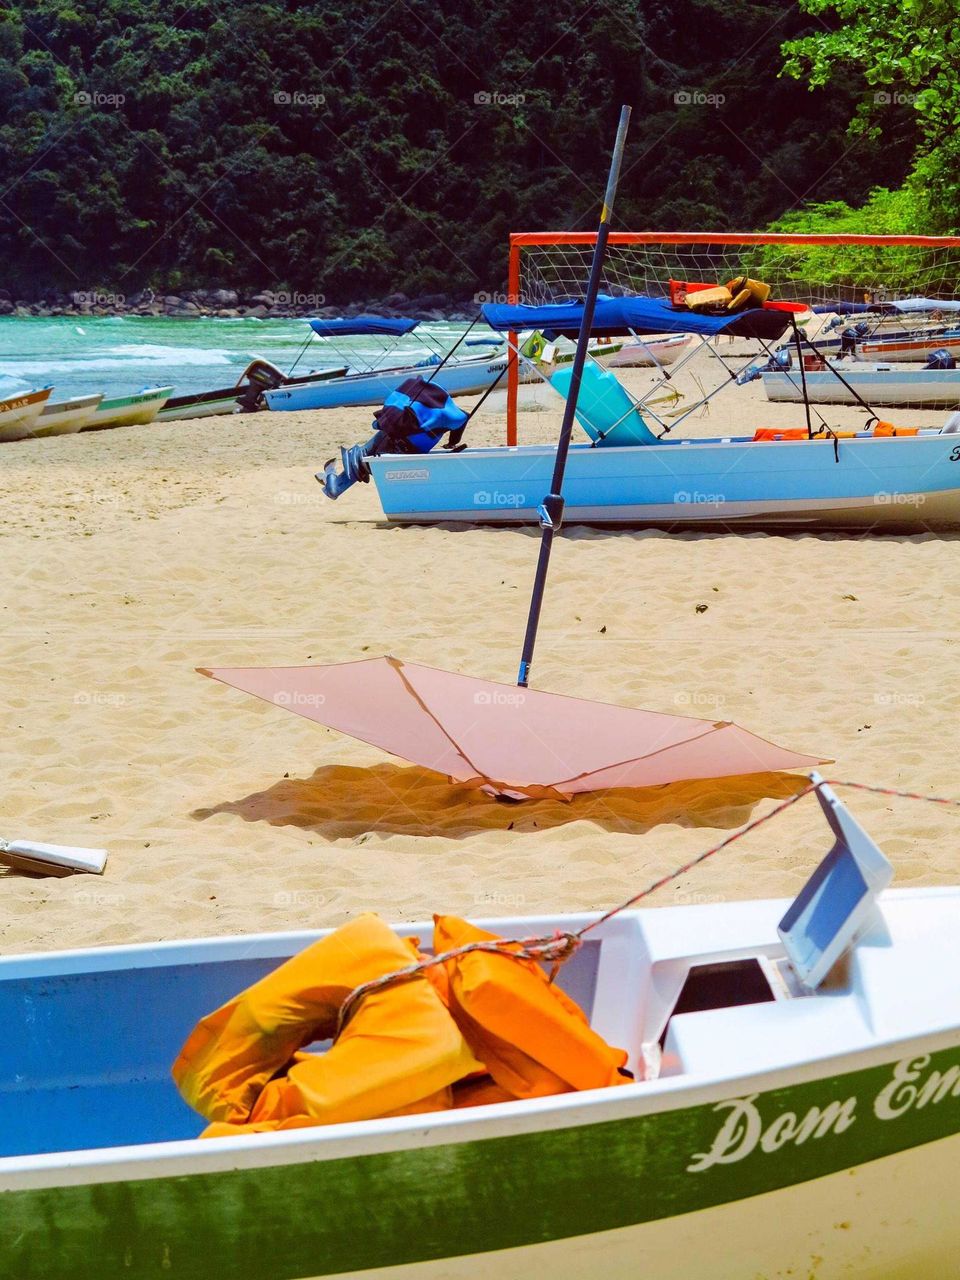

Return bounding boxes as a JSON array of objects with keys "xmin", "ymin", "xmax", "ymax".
[
  {"xmin": 368, "ymin": 428, "xmax": 960, "ymax": 528},
  {"xmin": 263, "ymin": 315, "xmax": 511, "ymax": 410},
  {"xmin": 367, "ymin": 296, "xmax": 960, "ymax": 530}
]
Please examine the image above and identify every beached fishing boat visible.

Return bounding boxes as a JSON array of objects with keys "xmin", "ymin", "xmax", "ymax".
[
  {"xmin": 83, "ymin": 386, "xmax": 174, "ymax": 431},
  {"xmin": 606, "ymin": 332, "xmax": 691, "ymax": 367},
  {"xmin": 266, "ymin": 352, "xmax": 514, "ymax": 410},
  {"xmin": 0, "ymin": 386, "xmax": 52, "ymax": 442},
  {"xmin": 263, "ymin": 317, "xmax": 519, "ymax": 411},
  {"xmin": 364, "ymin": 296, "xmax": 960, "ymax": 529},
  {"xmin": 156, "ymin": 360, "xmax": 349, "ymax": 422},
  {"xmin": 762, "ymin": 360, "xmax": 960, "ymax": 408},
  {"xmin": 32, "ymin": 392, "xmax": 103, "ymax": 436},
  {"xmin": 3, "ymin": 776, "xmax": 960, "ymax": 1278}
]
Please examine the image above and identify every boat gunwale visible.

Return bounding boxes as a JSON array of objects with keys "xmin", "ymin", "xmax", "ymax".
[{"xmin": 3, "ymin": 888, "xmax": 960, "ymax": 1190}]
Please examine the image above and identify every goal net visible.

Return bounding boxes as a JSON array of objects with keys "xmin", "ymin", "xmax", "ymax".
[{"xmin": 504, "ymin": 231, "xmax": 960, "ymax": 441}]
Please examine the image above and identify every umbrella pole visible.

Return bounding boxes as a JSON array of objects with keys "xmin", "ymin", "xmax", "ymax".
[{"xmin": 517, "ymin": 105, "xmax": 631, "ymax": 688}]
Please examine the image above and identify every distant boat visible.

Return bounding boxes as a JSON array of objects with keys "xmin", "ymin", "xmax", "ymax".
[
  {"xmin": 762, "ymin": 361, "xmax": 960, "ymax": 408},
  {"xmin": 264, "ymin": 316, "xmax": 520, "ymax": 411},
  {"xmin": 607, "ymin": 333, "xmax": 692, "ymax": 368},
  {"xmin": 265, "ymin": 353, "xmax": 515, "ymax": 411},
  {"xmin": 32, "ymin": 393, "xmax": 104, "ymax": 436},
  {"xmin": 0, "ymin": 386, "xmax": 53, "ymax": 442},
  {"xmin": 83, "ymin": 386, "xmax": 173, "ymax": 431},
  {"xmin": 155, "ymin": 359, "xmax": 349, "ymax": 423}
]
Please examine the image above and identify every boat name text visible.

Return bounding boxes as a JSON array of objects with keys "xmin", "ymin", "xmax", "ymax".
[{"xmin": 688, "ymin": 1054, "xmax": 960, "ymax": 1172}]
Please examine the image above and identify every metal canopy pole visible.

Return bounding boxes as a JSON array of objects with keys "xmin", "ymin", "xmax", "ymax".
[{"xmin": 516, "ymin": 105, "xmax": 631, "ymax": 688}]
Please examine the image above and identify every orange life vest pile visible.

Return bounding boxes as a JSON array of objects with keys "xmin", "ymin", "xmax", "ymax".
[{"xmin": 172, "ymin": 913, "xmax": 632, "ymax": 1137}]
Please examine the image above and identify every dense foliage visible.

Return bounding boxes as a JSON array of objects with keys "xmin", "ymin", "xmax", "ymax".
[
  {"xmin": 783, "ymin": 0, "xmax": 959, "ymax": 235},
  {"xmin": 0, "ymin": 0, "xmax": 917, "ymax": 300}
]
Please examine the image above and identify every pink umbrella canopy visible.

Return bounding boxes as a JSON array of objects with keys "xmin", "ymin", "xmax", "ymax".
[{"xmin": 198, "ymin": 656, "xmax": 824, "ymax": 801}]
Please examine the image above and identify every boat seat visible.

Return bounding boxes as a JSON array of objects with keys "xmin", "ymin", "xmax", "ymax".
[{"xmin": 550, "ymin": 364, "xmax": 659, "ymax": 446}]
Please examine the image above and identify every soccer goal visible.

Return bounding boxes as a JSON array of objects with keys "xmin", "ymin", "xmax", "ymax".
[{"xmin": 503, "ymin": 231, "xmax": 960, "ymax": 443}]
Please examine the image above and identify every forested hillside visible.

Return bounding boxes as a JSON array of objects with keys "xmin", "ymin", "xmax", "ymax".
[{"xmin": 0, "ymin": 0, "xmax": 920, "ymax": 301}]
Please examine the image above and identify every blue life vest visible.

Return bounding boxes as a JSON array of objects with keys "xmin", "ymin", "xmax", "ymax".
[{"xmin": 373, "ymin": 377, "xmax": 469, "ymax": 454}]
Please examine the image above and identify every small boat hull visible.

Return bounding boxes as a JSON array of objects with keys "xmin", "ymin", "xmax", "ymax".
[
  {"xmin": 32, "ymin": 393, "xmax": 104, "ymax": 436},
  {"xmin": 264, "ymin": 356, "xmax": 512, "ymax": 410},
  {"xmin": 155, "ymin": 364, "xmax": 350, "ymax": 422},
  {"xmin": 83, "ymin": 386, "xmax": 174, "ymax": 430},
  {"xmin": 607, "ymin": 334, "xmax": 692, "ymax": 368},
  {"xmin": 4, "ymin": 893, "xmax": 960, "ymax": 1279},
  {"xmin": 762, "ymin": 363, "xmax": 960, "ymax": 408},
  {"xmin": 0, "ymin": 387, "xmax": 53, "ymax": 442},
  {"xmin": 859, "ymin": 332, "xmax": 960, "ymax": 362},
  {"xmin": 368, "ymin": 432, "xmax": 960, "ymax": 528}
]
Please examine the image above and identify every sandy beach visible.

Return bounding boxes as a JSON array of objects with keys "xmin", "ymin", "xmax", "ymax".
[{"xmin": 2, "ymin": 348, "xmax": 959, "ymax": 955}]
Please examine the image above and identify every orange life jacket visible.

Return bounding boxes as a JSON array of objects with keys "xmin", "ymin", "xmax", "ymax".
[
  {"xmin": 173, "ymin": 913, "xmax": 481, "ymax": 1125},
  {"xmin": 429, "ymin": 915, "xmax": 631, "ymax": 1099},
  {"xmin": 872, "ymin": 422, "xmax": 918, "ymax": 437}
]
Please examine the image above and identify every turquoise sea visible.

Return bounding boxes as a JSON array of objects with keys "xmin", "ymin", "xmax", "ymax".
[{"xmin": 0, "ymin": 316, "xmax": 471, "ymax": 401}]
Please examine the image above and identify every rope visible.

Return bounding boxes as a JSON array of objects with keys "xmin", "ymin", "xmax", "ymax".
[{"xmin": 334, "ymin": 778, "xmax": 960, "ymax": 1035}]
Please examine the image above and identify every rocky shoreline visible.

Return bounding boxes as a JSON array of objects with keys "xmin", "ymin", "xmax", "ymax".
[{"xmin": 0, "ymin": 287, "xmax": 482, "ymax": 322}]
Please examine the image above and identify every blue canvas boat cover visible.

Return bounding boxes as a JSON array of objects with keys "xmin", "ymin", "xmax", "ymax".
[
  {"xmin": 309, "ymin": 316, "xmax": 420, "ymax": 338},
  {"xmin": 481, "ymin": 294, "xmax": 792, "ymax": 340}
]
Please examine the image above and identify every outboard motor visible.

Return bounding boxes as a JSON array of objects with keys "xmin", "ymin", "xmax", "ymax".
[
  {"xmin": 925, "ymin": 347, "xmax": 956, "ymax": 370},
  {"xmin": 736, "ymin": 345, "xmax": 791, "ymax": 386},
  {"xmin": 318, "ymin": 376, "xmax": 469, "ymax": 500},
  {"xmin": 839, "ymin": 322, "xmax": 867, "ymax": 357}
]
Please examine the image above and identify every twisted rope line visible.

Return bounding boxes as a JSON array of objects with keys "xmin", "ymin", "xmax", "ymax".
[{"xmin": 335, "ymin": 779, "xmax": 960, "ymax": 1035}]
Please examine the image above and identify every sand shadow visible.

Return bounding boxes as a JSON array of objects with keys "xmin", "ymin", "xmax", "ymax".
[{"xmin": 193, "ymin": 763, "xmax": 809, "ymax": 841}]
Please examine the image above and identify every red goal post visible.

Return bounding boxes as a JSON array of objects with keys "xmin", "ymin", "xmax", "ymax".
[{"xmin": 504, "ymin": 231, "xmax": 960, "ymax": 444}]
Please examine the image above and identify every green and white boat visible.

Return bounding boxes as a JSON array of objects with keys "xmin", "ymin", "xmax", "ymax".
[
  {"xmin": 3, "ymin": 775, "xmax": 959, "ymax": 1278},
  {"xmin": 83, "ymin": 385, "xmax": 174, "ymax": 430}
]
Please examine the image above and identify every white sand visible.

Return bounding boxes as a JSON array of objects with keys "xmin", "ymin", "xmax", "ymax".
[{"xmin": 2, "ymin": 350, "xmax": 958, "ymax": 953}]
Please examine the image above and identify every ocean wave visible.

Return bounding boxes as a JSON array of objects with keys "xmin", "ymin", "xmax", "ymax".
[{"xmin": 3, "ymin": 346, "xmax": 238, "ymax": 375}]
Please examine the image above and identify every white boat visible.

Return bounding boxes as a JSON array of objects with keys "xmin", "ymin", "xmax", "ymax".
[
  {"xmin": 263, "ymin": 316, "xmax": 521, "ymax": 411},
  {"xmin": 0, "ymin": 386, "xmax": 52, "ymax": 442},
  {"xmin": 606, "ymin": 333, "xmax": 692, "ymax": 367},
  {"xmin": 3, "ymin": 776, "xmax": 960, "ymax": 1278},
  {"xmin": 265, "ymin": 353, "xmax": 515, "ymax": 411},
  {"xmin": 32, "ymin": 393, "xmax": 104, "ymax": 436},
  {"xmin": 858, "ymin": 331, "xmax": 960, "ymax": 362},
  {"xmin": 155, "ymin": 360, "xmax": 349, "ymax": 422},
  {"xmin": 83, "ymin": 385, "xmax": 174, "ymax": 431},
  {"xmin": 762, "ymin": 361, "xmax": 960, "ymax": 408}
]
